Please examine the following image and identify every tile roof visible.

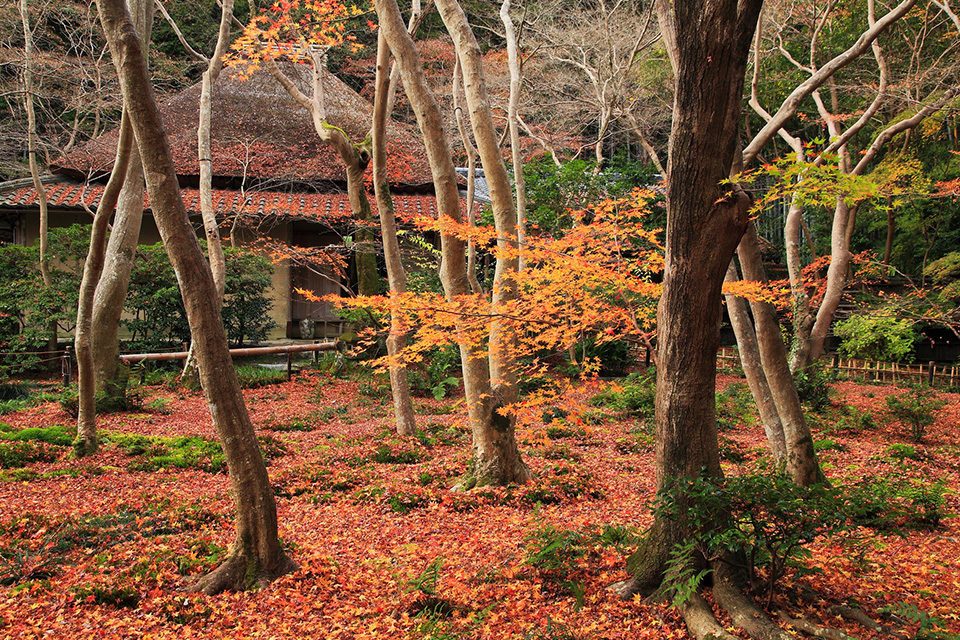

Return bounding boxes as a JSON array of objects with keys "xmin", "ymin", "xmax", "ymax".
[{"xmin": 0, "ymin": 180, "xmax": 443, "ymax": 223}]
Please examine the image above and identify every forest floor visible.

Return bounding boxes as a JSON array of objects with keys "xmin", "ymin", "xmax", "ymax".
[{"xmin": 0, "ymin": 368, "xmax": 957, "ymax": 639}]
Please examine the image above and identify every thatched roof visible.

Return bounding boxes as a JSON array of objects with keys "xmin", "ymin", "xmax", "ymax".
[{"xmin": 52, "ymin": 65, "xmax": 434, "ymax": 190}]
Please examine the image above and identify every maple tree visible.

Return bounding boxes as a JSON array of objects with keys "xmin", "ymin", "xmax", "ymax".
[{"xmin": 227, "ymin": 0, "xmax": 381, "ymax": 297}]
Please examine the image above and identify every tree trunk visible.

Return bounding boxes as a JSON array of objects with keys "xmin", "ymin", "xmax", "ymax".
[
  {"xmin": 19, "ymin": 0, "xmax": 57, "ymax": 356},
  {"xmin": 723, "ymin": 264, "xmax": 786, "ymax": 463},
  {"xmin": 434, "ymin": 0, "xmax": 528, "ymax": 484},
  {"xmin": 804, "ymin": 199, "xmax": 853, "ymax": 368},
  {"xmin": 96, "ymin": 0, "xmax": 294, "ymax": 592},
  {"xmin": 74, "ymin": 115, "xmax": 134, "ymax": 456},
  {"xmin": 452, "ymin": 59, "xmax": 483, "ymax": 294},
  {"xmin": 736, "ymin": 225, "xmax": 825, "ymax": 485},
  {"xmin": 616, "ymin": 0, "xmax": 761, "ymax": 597},
  {"xmin": 19, "ymin": 0, "xmax": 51, "ymax": 290},
  {"xmin": 91, "ymin": 0, "xmax": 153, "ymax": 395},
  {"xmin": 883, "ymin": 200, "xmax": 894, "ymax": 264},
  {"xmin": 372, "ymin": 30, "xmax": 417, "ymax": 437},
  {"xmin": 376, "ymin": 0, "xmax": 529, "ymax": 486},
  {"xmin": 182, "ymin": 0, "xmax": 234, "ymax": 383},
  {"xmin": 784, "ymin": 194, "xmax": 816, "ymax": 373},
  {"xmin": 500, "ymin": 0, "xmax": 527, "ymax": 271}
]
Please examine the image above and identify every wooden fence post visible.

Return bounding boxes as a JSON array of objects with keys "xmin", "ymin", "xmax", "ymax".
[
  {"xmin": 61, "ymin": 346, "xmax": 72, "ymax": 387},
  {"xmin": 287, "ymin": 352, "xmax": 293, "ymax": 381},
  {"xmin": 928, "ymin": 361, "xmax": 936, "ymax": 386}
]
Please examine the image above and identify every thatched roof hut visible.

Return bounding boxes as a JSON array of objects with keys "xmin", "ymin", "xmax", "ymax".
[{"xmin": 51, "ymin": 64, "xmax": 433, "ymax": 190}]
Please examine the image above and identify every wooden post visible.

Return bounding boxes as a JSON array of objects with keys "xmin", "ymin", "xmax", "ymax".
[
  {"xmin": 314, "ymin": 341, "xmax": 320, "ymax": 364},
  {"xmin": 928, "ymin": 361, "xmax": 936, "ymax": 386},
  {"xmin": 61, "ymin": 346, "xmax": 72, "ymax": 387},
  {"xmin": 286, "ymin": 351, "xmax": 293, "ymax": 381},
  {"xmin": 644, "ymin": 345, "xmax": 651, "ymax": 368}
]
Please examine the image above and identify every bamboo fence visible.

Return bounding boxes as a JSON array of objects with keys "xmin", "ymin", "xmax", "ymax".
[{"xmin": 716, "ymin": 346, "xmax": 959, "ymax": 388}]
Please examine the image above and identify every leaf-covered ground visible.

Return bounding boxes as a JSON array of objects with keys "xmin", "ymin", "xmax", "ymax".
[{"xmin": 0, "ymin": 370, "xmax": 957, "ymax": 639}]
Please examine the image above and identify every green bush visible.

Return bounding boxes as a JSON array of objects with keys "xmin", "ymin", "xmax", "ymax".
[
  {"xmin": 589, "ymin": 371, "xmax": 656, "ymax": 419},
  {"xmin": 0, "ymin": 226, "xmax": 87, "ymax": 375},
  {"xmin": 124, "ymin": 243, "xmax": 275, "ymax": 351},
  {"xmin": 409, "ymin": 346, "xmax": 461, "ymax": 400},
  {"xmin": 834, "ymin": 314, "xmax": 917, "ymax": 362},
  {"xmin": 647, "ymin": 472, "xmax": 848, "ymax": 602},
  {"xmin": 793, "ymin": 364, "xmax": 832, "ymax": 413},
  {"xmin": 886, "ymin": 384, "xmax": 946, "ymax": 442},
  {"xmin": 570, "ymin": 337, "xmax": 634, "ymax": 377}
]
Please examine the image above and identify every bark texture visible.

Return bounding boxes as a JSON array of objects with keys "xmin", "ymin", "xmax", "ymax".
[
  {"xmin": 723, "ymin": 264, "xmax": 786, "ymax": 463},
  {"xmin": 74, "ymin": 115, "xmax": 134, "ymax": 456},
  {"xmin": 181, "ymin": 0, "xmax": 234, "ymax": 382},
  {"xmin": 19, "ymin": 0, "xmax": 51, "ymax": 290},
  {"xmin": 736, "ymin": 226, "xmax": 824, "ymax": 485},
  {"xmin": 96, "ymin": 0, "xmax": 294, "ymax": 592}
]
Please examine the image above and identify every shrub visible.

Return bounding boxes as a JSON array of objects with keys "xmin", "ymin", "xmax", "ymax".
[
  {"xmin": 831, "ymin": 406, "xmax": 876, "ymax": 434},
  {"xmin": 589, "ymin": 371, "xmax": 656, "ymax": 419},
  {"xmin": 793, "ymin": 364, "xmax": 832, "ymax": 413},
  {"xmin": 124, "ymin": 244, "xmax": 275, "ymax": 351},
  {"xmin": 409, "ymin": 346, "xmax": 461, "ymax": 400},
  {"xmin": 570, "ymin": 336, "xmax": 634, "ymax": 377},
  {"xmin": 833, "ymin": 314, "xmax": 917, "ymax": 362},
  {"xmin": 0, "ymin": 226, "xmax": 87, "ymax": 375},
  {"xmin": 886, "ymin": 384, "xmax": 946, "ymax": 442},
  {"xmin": 647, "ymin": 472, "xmax": 848, "ymax": 602}
]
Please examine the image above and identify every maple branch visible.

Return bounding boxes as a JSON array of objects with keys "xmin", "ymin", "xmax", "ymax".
[
  {"xmin": 742, "ymin": 0, "xmax": 917, "ymax": 167},
  {"xmin": 852, "ymin": 86, "xmax": 960, "ymax": 175},
  {"xmin": 154, "ymin": 0, "xmax": 208, "ymax": 63}
]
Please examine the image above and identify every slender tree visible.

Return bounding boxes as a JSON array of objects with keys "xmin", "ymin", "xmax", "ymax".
[
  {"xmin": 89, "ymin": 0, "xmax": 153, "ymax": 399},
  {"xmin": 371, "ymin": 28, "xmax": 417, "ymax": 436},
  {"xmin": 95, "ymin": 0, "xmax": 294, "ymax": 593},
  {"xmin": 376, "ymin": 0, "xmax": 529, "ymax": 486}
]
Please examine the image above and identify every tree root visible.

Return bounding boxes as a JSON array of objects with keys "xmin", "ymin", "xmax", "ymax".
[
  {"xmin": 791, "ymin": 584, "xmax": 910, "ymax": 639},
  {"xmin": 188, "ymin": 550, "xmax": 297, "ymax": 595},
  {"xmin": 712, "ymin": 578, "xmax": 793, "ymax": 640},
  {"xmin": 682, "ymin": 593, "xmax": 738, "ymax": 640},
  {"xmin": 777, "ymin": 611, "xmax": 858, "ymax": 640}
]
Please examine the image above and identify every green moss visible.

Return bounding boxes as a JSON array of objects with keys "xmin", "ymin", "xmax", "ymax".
[
  {"xmin": 0, "ymin": 425, "xmax": 74, "ymax": 447},
  {"xmin": 0, "ymin": 440, "xmax": 62, "ymax": 468},
  {"xmin": 107, "ymin": 433, "xmax": 226, "ymax": 473}
]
